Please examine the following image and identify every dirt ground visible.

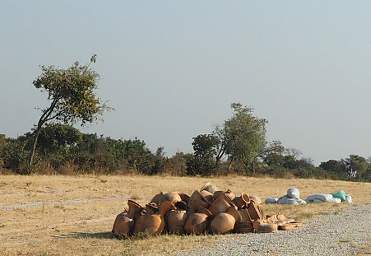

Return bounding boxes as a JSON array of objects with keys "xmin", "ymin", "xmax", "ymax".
[{"xmin": 0, "ymin": 175, "xmax": 370, "ymax": 256}]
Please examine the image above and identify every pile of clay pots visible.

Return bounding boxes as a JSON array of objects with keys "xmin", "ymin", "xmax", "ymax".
[{"xmin": 112, "ymin": 184, "xmax": 302, "ymax": 238}]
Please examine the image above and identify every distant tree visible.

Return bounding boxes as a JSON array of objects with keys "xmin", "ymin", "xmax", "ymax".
[
  {"xmin": 186, "ymin": 134, "xmax": 220, "ymax": 175},
  {"xmin": 29, "ymin": 55, "xmax": 109, "ymax": 170},
  {"xmin": 261, "ymin": 140, "xmax": 286, "ymax": 167},
  {"xmin": 343, "ymin": 154, "xmax": 368, "ymax": 179},
  {"xmin": 223, "ymin": 103, "xmax": 267, "ymax": 173},
  {"xmin": 319, "ymin": 159, "xmax": 346, "ymax": 174}
]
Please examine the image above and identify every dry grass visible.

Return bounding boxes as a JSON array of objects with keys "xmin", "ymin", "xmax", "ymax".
[{"xmin": 0, "ymin": 175, "xmax": 370, "ymax": 256}]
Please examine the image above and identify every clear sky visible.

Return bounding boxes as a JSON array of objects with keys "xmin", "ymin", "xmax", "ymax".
[{"xmin": 1, "ymin": 1, "xmax": 371, "ymax": 163}]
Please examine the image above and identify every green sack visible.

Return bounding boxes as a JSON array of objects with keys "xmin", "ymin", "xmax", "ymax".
[{"xmin": 332, "ymin": 190, "xmax": 347, "ymax": 202}]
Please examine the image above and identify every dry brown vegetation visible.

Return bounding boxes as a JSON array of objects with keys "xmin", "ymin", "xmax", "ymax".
[{"xmin": 0, "ymin": 175, "xmax": 370, "ymax": 256}]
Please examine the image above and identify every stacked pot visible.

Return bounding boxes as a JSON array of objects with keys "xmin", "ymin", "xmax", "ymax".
[{"xmin": 112, "ymin": 185, "xmax": 301, "ymax": 238}]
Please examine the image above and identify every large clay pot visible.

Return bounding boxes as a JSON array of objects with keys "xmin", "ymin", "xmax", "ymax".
[
  {"xmin": 166, "ymin": 209, "xmax": 187, "ymax": 234},
  {"xmin": 151, "ymin": 192, "xmax": 182, "ymax": 205},
  {"xmin": 112, "ymin": 212, "xmax": 134, "ymax": 238},
  {"xmin": 164, "ymin": 192, "xmax": 182, "ymax": 204},
  {"xmin": 210, "ymin": 213, "xmax": 235, "ymax": 234},
  {"xmin": 134, "ymin": 201, "xmax": 176, "ymax": 236},
  {"xmin": 209, "ymin": 207, "xmax": 241, "ymax": 234},
  {"xmin": 188, "ymin": 191, "xmax": 211, "ymax": 212},
  {"xmin": 150, "ymin": 192, "xmax": 165, "ymax": 205},
  {"xmin": 208, "ymin": 194, "xmax": 233, "ymax": 216},
  {"xmin": 213, "ymin": 189, "xmax": 236, "ymax": 201},
  {"xmin": 127, "ymin": 200, "xmax": 143, "ymax": 219},
  {"xmin": 184, "ymin": 211, "xmax": 210, "ymax": 235},
  {"xmin": 233, "ymin": 193, "xmax": 250, "ymax": 209}
]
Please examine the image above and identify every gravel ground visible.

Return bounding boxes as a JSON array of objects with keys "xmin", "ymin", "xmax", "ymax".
[{"xmin": 177, "ymin": 204, "xmax": 371, "ymax": 256}]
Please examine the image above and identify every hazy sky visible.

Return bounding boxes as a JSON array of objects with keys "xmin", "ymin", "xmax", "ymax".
[{"xmin": 1, "ymin": 1, "xmax": 371, "ymax": 163}]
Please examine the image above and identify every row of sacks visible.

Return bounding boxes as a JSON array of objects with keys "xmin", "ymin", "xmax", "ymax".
[
  {"xmin": 112, "ymin": 185, "xmax": 302, "ymax": 238},
  {"xmin": 265, "ymin": 187, "xmax": 352, "ymax": 205}
]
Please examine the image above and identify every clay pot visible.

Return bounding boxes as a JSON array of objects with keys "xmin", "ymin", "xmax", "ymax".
[
  {"xmin": 178, "ymin": 193, "xmax": 191, "ymax": 204},
  {"xmin": 200, "ymin": 182, "xmax": 218, "ymax": 193},
  {"xmin": 184, "ymin": 212, "xmax": 210, "ymax": 235},
  {"xmin": 213, "ymin": 189, "xmax": 236, "ymax": 201},
  {"xmin": 208, "ymin": 194, "xmax": 233, "ymax": 216},
  {"xmin": 278, "ymin": 222, "xmax": 302, "ymax": 230},
  {"xmin": 210, "ymin": 213, "xmax": 235, "ymax": 234},
  {"xmin": 164, "ymin": 192, "xmax": 182, "ymax": 204},
  {"xmin": 257, "ymin": 223, "xmax": 278, "ymax": 233},
  {"xmin": 188, "ymin": 191, "xmax": 211, "ymax": 212},
  {"xmin": 209, "ymin": 207, "xmax": 241, "ymax": 234},
  {"xmin": 134, "ymin": 200, "xmax": 176, "ymax": 236},
  {"xmin": 246, "ymin": 201, "xmax": 263, "ymax": 221},
  {"xmin": 200, "ymin": 190, "xmax": 214, "ymax": 203},
  {"xmin": 236, "ymin": 208, "xmax": 254, "ymax": 233},
  {"xmin": 145, "ymin": 202, "xmax": 159, "ymax": 215},
  {"xmin": 233, "ymin": 193, "xmax": 250, "ymax": 209},
  {"xmin": 127, "ymin": 200, "xmax": 143, "ymax": 219},
  {"xmin": 151, "ymin": 192, "xmax": 182, "ymax": 205},
  {"xmin": 166, "ymin": 209, "xmax": 187, "ymax": 234},
  {"xmin": 150, "ymin": 192, "xmax": 165, "ymax": 205},
  {"xmin": 248, "ymin": 195, "xmax": 262, "ymax": 205},
  {"xmin": 112, "ymin": 212, "xmax": 134, "ymax": 238}
]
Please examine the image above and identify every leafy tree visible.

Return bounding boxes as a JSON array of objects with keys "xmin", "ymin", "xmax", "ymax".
[
  {"xmin": 319, "ymin": 160, "xmax": 346, "ymax": 174},
  {"xmin": 223, "ymin": 103, "xmax": 267, "ymax": 173},
  {"xmin": 186, "ymin": 134, "xmax": 220, "ymax": 175},
  {"xmin": 261, "ymin": 140, "xmax": 286, "ymax": 167},
  {"xmin": 343, "ymin": 154, "xmax": 369, "ymax": 179},
  {"xmin": 29, "ymin": 55, "xmax": 109, "ymax": 170}
]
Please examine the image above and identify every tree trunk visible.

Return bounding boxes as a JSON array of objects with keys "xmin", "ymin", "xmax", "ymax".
[{"xmin": 29, "ymin": 126, "xmax": 42, "ymax": 170}]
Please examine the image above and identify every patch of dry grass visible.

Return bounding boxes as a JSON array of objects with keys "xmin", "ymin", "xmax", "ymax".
[{"xmin": 0, "ymin": 175, "xmax": 370, "ymax": 256}]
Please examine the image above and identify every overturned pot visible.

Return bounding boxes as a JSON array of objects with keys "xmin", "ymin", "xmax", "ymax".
[
  {"xmin": 166, "ymin": 209, "xmax": 187, "ymax": 234},
  {"xmin": 112, "ymin": 211, "xmax": 134, "ymax": 238},
  {"xmin": 134, "ymin": 200, "xmax": 176, "ymax": 236},
  {"xmin": 184, "ymin": 208, "xmax": 212, "ymax": 235}
]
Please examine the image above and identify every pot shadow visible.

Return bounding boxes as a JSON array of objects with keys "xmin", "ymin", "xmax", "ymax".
[{"xmin": 53, "ymin": 231, "xmax": 114, "ymax": 240}]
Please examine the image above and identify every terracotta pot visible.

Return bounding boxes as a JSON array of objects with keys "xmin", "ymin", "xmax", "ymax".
[
  {"xmin": 184, "ymin": 212, "xmax": 209, "ymax": 235},
  {"xmin": 150, "ymin": 192, "xmax": 165, "ymax": 205},
  {"xmin": 188, "ymin": 191, "xmax": 210, "ymax": 212},
  {"xmin": 127, "ymin": 200, "xmax": 143, "ymax": 219},
  {"xmin": 246, "ymin": 201, "xmax": 263, "ymax": 221},
  {"xmin": 151, "ymin": 192, "xmax": 182, "ymax": 205},
  {"xmin": 112, "ymin": 212, "xmax": 134, "ymax": 238},
  {"xmin": 145, "ymin": 202, "xmax": 159, "ymax": 215},
  {"xmin": 278, "ymin": 222, "xmax": 303, "ymax": 230},
  {"xmin": 200, "ymin": 182, "xmax": 218, "ymax": 194},
  {"xmin": 257, "ymin": 223, "xmax": 278, "ymax": 233},
  {"xmin": 248, "ymin": 195, "xmax": 262, "ymax": 205},
  {"xmin": 164, "ymin": 192, "xmax": 182, "ymax": 204},
  {"xmin": 166, "ymin": 209, "xmax": 187, "ymax": 234},
  {"xmin": 134, "ymin": 200, "xmax": 176, "ymax": 236},
  {"xmin": 210, "ymin": 212, "xmax": 236, "ymax": 234},
  {"xmin": 236, "ymin": 208, "xmax": 254, "ymax": 233},
  {"xmin": 200, "ymin": 190, "xmax": 214, "ymax": 203},
  {"xmin": 208, "ymin": 194, "xmax": 233, "ymax": 216},
  {"xmin": 233, "ymin": 193, "xmax": 250, "ymax": 209},
  {"xmin": 210, "ymin": 206, "xmax": 241, "ymax": 234},
  {"xmin": 213, "ymin": 189, "xmax": 236, "ymax": 201},
  {"xmin": 178, "ymin": 193, "xmax": 190, "ymax": 204}
]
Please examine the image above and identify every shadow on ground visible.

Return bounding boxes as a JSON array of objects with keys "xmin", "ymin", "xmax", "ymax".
[{"xmin": 54, "ymin": 231, "xmax": 114, "ymax": 239}]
